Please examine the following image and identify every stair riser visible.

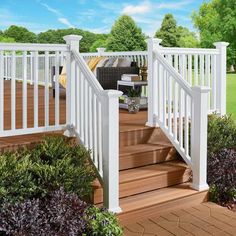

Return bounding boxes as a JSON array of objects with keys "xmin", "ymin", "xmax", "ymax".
[
  {"xmin": 120, "ymin": 147, "xmax": 176, "ymax": 170},
  {"xmin": 93, "ymin": 168, "xmax": 191, "ymax": 204},
  {"xmin": 120, "ymin": 128, "xmax": 154, "ymax": 147},
  {"xmin": 118, "ymin": 191, "xmax": 208, "ymax": 223}
]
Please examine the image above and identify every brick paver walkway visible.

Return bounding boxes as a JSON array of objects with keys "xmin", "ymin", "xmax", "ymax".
[{"xmin": 122, "ymin": 203, "xmax": 236, "ymax": 236}]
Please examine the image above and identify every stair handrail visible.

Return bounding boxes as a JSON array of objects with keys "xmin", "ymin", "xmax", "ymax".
[
  {"xmin": 72, "ymin": 49, "xmax": 104, "ymax": 96},
  {"xmin": 64, "ymin": 35, "xmax": 122, "ymax": 213},
  {"xmin": 147, "ymin": 38, "xmax": 210, "ymax": 192}
]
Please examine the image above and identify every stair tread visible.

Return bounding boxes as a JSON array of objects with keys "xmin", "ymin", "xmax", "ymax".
[
  {"xmin": 119, "ymin": 160, "xmax": 189, "ymax": 183},
  {"xmin": 93, "ymin": 160, "xmax": 189, "ymax": 189},
  {"xmin": 120, "ymin": 183, "xmax": 201, "ymax": 213},
  {"xmin": 120, "ymin": 143, "xmax": 172, "ymax": 156}
]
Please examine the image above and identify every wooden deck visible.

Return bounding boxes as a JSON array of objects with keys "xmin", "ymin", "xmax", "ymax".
[
  {"xmin": 123, "ymin": 202, "xmax": 236, "ymax": 236},
  {"xmin": 0, "ymin": 80, "xmax": 148, "ymax": 150}
]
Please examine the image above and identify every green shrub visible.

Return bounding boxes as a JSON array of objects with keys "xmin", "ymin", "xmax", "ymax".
[
  {"xmin": 208, "ymin": 114, "xmax": 236, "ymax": 156},
  {"xmin": 85, "ymin": 206, "xmax": 123, "ymax": 236},
  {"xmin": 0, "ymin": 136, "xmax": 95, "ymax": 206}
]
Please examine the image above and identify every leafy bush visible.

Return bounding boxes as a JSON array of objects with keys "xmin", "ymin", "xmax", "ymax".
[
  {"xmin": 207, "ymin": 115, "xmax": 236, "ymax": 207},
  {"xmin": 0, "ymin": 136, "xmax": 95, "ymax": 206},
  {"xmin": 208, "ymin": 148, "xmax": 236, "ymax": 205},
  {"xmin": 208, "ymin": 114, "xmax": 236, "ymax": 156},
  {"xmin": 85, "ymin": 207, "xmax": 123, "ymax": 236},
  {"xmin": 0, "ymin": 189, "xmax": 123, "ymax": 236}
]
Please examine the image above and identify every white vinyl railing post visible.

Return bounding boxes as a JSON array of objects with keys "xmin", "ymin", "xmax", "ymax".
[
  {"xmin": 102, "ymin": 90, "xmax": 123, "ymax": 213},
  {"xmin": 146, "ymin": 37, "xmax": 162, "ymax": 127},
  {"xmin": 63, "ymin": 35, "xmax": 83, "ymax": 136},
  {"xmin": 213, "ymin": 42, "xmax": 229, "ymax": 115},
  {"xmin": 97, "ymin": 48, "xmax": 106, "ymax": 56},
  {"xmin": 191, "ymin": 86, "xmax": 210, "ymax": 191}
]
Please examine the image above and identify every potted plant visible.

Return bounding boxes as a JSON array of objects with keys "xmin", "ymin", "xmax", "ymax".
[
  {"xmin": 127, "ymin": 88, "xmax": 141, "ymax": 104},
  {"xmin": 126, "ymin": 88, "xmax": 142, "ymax": 114}
]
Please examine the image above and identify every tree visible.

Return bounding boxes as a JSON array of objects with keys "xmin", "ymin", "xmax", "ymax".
[
  {"xmin": 89, "ymin": 38, "xmax": 108, "ymax": 52},
  {"xmin": 155, "ymin": 14, "xmax": 180, "ymax": 47},
  {"xmin": 0, "ymin": 36, "xmax": 15, "ymax": 43},
  {"xmin": 107, "ymin": 15, "xmax": 146, "ymax": 51},
  {"xmin": 38, "ymin": 28, "xmax": 107, "ymax": 52},
  {"xmin": 177, "ymin": 26, "xmax": 199, "ymax": 48},
  {"xmin": 4, "ymin": 25, "xmax": 37, "ymax": 43},
  {"xmin": 192, "ymin": 0, "xmax": 236, "ymax": 67}
]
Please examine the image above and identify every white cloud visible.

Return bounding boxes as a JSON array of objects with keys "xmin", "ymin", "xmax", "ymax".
[
  {"xmin": 157, "ymin": 1, "xmax": 192, "ymax": 10},
  {"xmin": 58, "ymin": 18, "xmax": 75, "ymax": 28},
  {"xmin": 122, "ymin": 2, "xmax": 151, "ymax": 15},
  {"xmin": 40, "ymin": 2, "xmax": 75, "ymax": 29},
  {"xmin": 40, "ymin": 3, "xmax": 62, "ymax": 16}
]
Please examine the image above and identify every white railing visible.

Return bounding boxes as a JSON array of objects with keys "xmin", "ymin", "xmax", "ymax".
[
  {"xmin": 0, "ymin": 43, "xmax": 68, "ymax": 137},
  {"xmin": 3, "ymin": 53, "xmax": 64, "ymax": 84},
  {"xmin": 0, "ymin": 35, "xmax": 229, "ymax": 212},
  {"xmin": 63, "ymin": 36, "xmax": 122, "ymax": 213},
  {"xmin": 81, "ymin": 48, "xmax": 148, "ymax": 67},
  {"xmin": 147, "ymin": 38, "xmax": 228, "ymax": 191},
  {"xmin": 158, "ymin": 42, "xmax": 229, "ymax": 115}
]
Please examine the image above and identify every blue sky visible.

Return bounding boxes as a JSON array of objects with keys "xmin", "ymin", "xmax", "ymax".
[{"xmin": 0, "ymin": 0, "xmax": 205, "ymax": 36}]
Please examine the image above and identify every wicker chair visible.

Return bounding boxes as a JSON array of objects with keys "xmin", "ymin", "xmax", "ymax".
[{"xmin": 96, "ymin": 67, "xmax": 140, "ymax": 90}]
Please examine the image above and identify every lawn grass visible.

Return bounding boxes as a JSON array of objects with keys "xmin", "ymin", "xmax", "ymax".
[{"xmin": 227, "ymin": 73, "xmax": 236, "ymax": 120}]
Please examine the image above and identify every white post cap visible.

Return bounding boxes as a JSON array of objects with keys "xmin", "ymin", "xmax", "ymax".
[
  {"xmin": 97, "ymin": 48, "xmax": 106, "ymax": 53},
  {"xmin": 213, "ymin": 42, "xmax": 229, "ymax": 48},
  {"xmin": 63, "ymin": 35, "xmax": 83, "ymax": 43}
]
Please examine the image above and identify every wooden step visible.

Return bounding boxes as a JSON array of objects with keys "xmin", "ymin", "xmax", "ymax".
[
  {"xmin": 119, "ymin": 143, "xmax": 177, "ymax": 170},
  {"xmin": 93, "ymin": 161, "xmax": 190, "ymax": 204},
  {"xmin": 119, "ymin": 126, "xmax": 173, "ymax": 148},
  {"xmin": 118, "ymin": 183, "xmax": 208, "ymax": 223},
  {"xmin": 120, "ymin": 127, "xmax": 154, "ymax": 147}
]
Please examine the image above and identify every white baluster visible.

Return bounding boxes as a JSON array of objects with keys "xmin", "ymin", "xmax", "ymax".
[
  {"xmin": 11, "ymin": 51, "xmax": 16, "ymax": 130},
  {"xmin": 33, "ymin": 51, "xmax": 38, "ymax": 128},
  {"xmin": 55, "ymin": 51, "xmax": 60, "ymax": 126},
  {"xmin": 22, "ymin": 51, "xmax": 27, "ymax": 129},
  {"xmin": 44, "ymin": 51, "xmax": 49, "ymax": 127}
]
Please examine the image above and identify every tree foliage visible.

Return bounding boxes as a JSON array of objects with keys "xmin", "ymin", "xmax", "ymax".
[
  {"xmin": 0, "ymin": 36, "xmax": 15, "ymax": 43},
  {"xmin": 155, "ymin": 14, "xmax": 199, "ymax": 48},
  {"xmin": 178, "ymin": 26, "xmax": 199, "ymax": 48},
  {"xmin": 107, "ymin": 15, "xmax": 146, "ymax": 51},
  {"xmin": 192, "ymin": 0, "xmax": 236, "ymax": 66},
  {"xmin": 4, "ymin": 25, "xmax": 37, "ymax": 43},
  {"xmin": 38, "ymin": 28, "xmax": 107, "ymax": 52},
  {"xmin": 155, "ymin": 14, "xmax": 180, "ymax": 47}
]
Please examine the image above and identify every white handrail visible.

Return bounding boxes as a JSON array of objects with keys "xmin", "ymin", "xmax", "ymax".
[
  {"xmin": 72, "ymin": 50, "xmax": 103, "ymax": 96},
  {"xmin": 159, "ymin": 47, "xmax": 220, "ymax": 55},
  {"xmin": 0, "ymin": 43, "xmax": 68, "ymax": 51}
]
